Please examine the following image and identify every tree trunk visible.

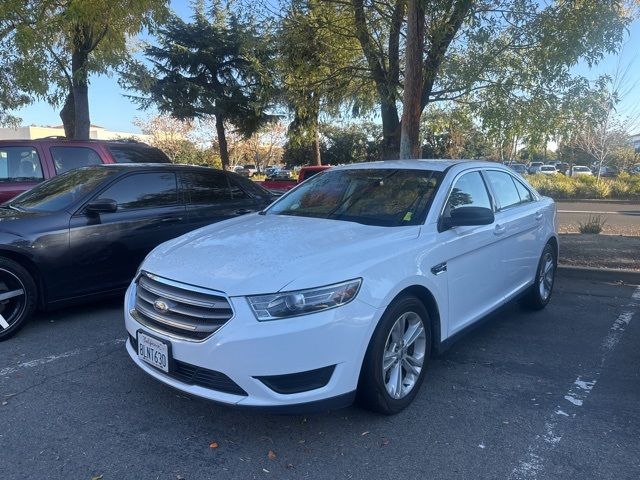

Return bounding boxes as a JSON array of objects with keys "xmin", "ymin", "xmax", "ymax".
[
  {"xmin": 400, "ymin": 0, "xmax": 425, "ymax": 159},
  {"xmin": 312, "ymin": 126, "xmax": 321, "ymax": 166},
  {"xmin": 215, "ymin": 114, "xmax": 230, "ymax": 169},
  {"xmin": 60, "ymin": 24, "xmax": 93, "ymax": 140},
  {"xmin": 380, "ymin": 100, "xmax": 401, "ymax": 159},
  {"xmin": 59, "ymin": 92, "xmax": 75, "ymax": 138}
]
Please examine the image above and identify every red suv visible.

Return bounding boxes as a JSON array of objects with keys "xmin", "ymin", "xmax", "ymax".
[{"xmin": 0, "ymin": 138, "xmax": 170, "ymax": 203}]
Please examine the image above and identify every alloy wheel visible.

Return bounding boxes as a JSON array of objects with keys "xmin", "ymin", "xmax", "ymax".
[
  {"xmin": 538, "ymin": 252, "xmax": 555, "ymax": 301},
  {"xmin": 0, "ymin": 268, "xmax": 27, "ymax": 332},
  {"xmin": 382, "ymin": 311, "xmax": 427, "ymax": 399}
]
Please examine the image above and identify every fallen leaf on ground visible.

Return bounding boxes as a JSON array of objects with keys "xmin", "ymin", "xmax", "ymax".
[
  {"xmin": 263, "ymin": 468, "xmax": 270, "ymax": 473},
  {"xmin": 209, "ymin": 442, "xmax": 219, "ymax": 449},
  {"xmin": 361, "ymin": 431, "xmax": 370, "ymax": 436},
  {"xmin": 268, "ymin": 450, "xmax": 276, "ymax": 460},
  {"xmin": 91, "ymin": 476, "xmax": 103, "ymax": 480}
]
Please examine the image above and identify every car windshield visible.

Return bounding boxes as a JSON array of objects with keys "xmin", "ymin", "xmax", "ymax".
[
  {"xmin": 266, "ymin": 168, "xmax": 442, "ymax": 226},
  {"xmin": 7, "ymin": 167, "xmax": 116, "ymax": 212},
  {"xmin": 541, "ymin": 166, "xmax": 555, "ymax": 171},
  {"xmin": 575, "ymin": 166, "xmax": 589, "ymax": 172}
]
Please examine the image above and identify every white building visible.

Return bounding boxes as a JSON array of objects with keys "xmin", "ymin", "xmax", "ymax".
[
  {"xmin": 630, "ymin": 133, "xmax": 640, "ymax": 153},
  {"xmin": 0, "ymin": 124, "xmax": 151, "ymax": 142}
]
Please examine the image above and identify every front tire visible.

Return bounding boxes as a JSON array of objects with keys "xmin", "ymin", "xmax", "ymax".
[
  {"xmin": 520, "ymin": 242, "xmax": 556, "ymax": 310},
  {"xmin": 0, "ymin": 258, "xmax": 37, "ymax": 341},
  {"xmin": 357, "ymin": 295, "xmax": 431, "ymax": 414}
]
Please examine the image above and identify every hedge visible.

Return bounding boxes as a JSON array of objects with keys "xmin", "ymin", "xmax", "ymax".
[{"xmin": 526, "ymin": 173, "xmax": 640, "ymax": 200}]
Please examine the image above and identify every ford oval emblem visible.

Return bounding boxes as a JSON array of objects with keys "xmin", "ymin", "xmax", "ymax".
[{"xmin": 153, "ymin": 299, "xmax": 170, "ymax": 313}]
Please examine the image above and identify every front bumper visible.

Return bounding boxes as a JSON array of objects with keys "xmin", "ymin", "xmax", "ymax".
[{"xmin": 124, "ymin": 282, "xmax": 381, "ymax": 410}]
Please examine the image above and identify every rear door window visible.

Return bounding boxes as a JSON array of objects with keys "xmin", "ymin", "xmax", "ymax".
[
  {"xmin": 96, "ymin": 172, "xmax": 178, "ymax": 210},
  {"xmin": 485, "ymin": 170, "xmax": 522, "ymax": 210},
  {"xmin": 182, "ymin": 171, "xmax": 231, "ymax": 204},
  {"xmin": 50, "ymin": 146, "xmax": 102, "ymax": 173},
  {"xmin": 0, "ymin": 146, "xmax": 44, "ymax": 182}
]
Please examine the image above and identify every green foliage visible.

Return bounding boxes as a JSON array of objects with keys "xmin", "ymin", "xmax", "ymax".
[
  {"xmin": 1, "ymin": 0, "xmax": 168, "ymax": 119},
  {"xmin": 420, "ymin": 106, "xmax": 491, "ymax": 159},
  {"xmin": 123, "ymin": 3, "xmax": 274, "ymax": 131},
  {"xmin": 526, "ymin": 174, "xmax": 640, "ymax": 200},
  {"xmin": 282, "ymin": 122, "xmax": 382, "ymax": 167}
]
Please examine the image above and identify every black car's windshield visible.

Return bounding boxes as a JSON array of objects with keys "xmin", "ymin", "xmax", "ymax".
[
  {"xmin": 266, "ymin": 168, "xmax": 442, "ymax": 226},
  {"xmin": 8, "ymin": 167, "xmax": 116, "ymax": 212}
]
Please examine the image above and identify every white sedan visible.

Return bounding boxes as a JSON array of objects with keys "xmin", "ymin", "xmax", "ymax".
[
  {"xmin": 539, "ymin": 165, "xmax": 558, "ymax": 175},
  {"xmin": 125, "ymin": 160, "xmax": 558, "ymax": 414},
  {"xmin": 566, "ymin": 166, "xmax": 593, "ymax": 176}
]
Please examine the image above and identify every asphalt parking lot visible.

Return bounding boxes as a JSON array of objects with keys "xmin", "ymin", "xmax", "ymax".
[{"xmin": 1, "ymin": 272, "xmax": 639, "ymax": 480}]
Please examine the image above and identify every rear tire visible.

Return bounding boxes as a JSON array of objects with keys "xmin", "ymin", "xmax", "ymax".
[
  {"xmin": 0, "ymin": 257, "xmax": 37, "ymax": 341},
  {"xmin": 357, "ymin": 294, "xmax": 431, "ymax": 414},
  {"xmin": 519, "ymin": 242, "xmax": 556, "ymax": 310}
]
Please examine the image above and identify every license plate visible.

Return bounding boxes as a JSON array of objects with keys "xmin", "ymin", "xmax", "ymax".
[{"xmin": 137, "ymin": 331, "xmax": 170, "ymax": 373}]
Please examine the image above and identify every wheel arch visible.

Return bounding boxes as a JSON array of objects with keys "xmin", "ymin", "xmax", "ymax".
[
  {"xmin": 0, "ymin": 250, "xmax": 44, "ymax": 309},
  {"xmin": 546, "ymin": 235, "xmax": 559, "ymax": 260},
  {"xmin": 394, "ymin": 284, "xmax": 442, "ymax": 355}
]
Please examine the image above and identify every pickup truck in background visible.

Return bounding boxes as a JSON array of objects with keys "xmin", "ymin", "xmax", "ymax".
[
  {"xmin": 260, "ymin": 165, "xmax": 331, "ymax": 194},
  {"xmin": 0, "ymin": 138, "xmax": 171, "ymax": 203}
]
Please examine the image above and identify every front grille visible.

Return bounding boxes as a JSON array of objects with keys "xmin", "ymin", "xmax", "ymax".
[
  {"xmin": 129, "ymin": 335, "xmax": 247, "ymax": 396},
  {"xmin": 133, "ymin": 272, "xmax": 234, "ymax": 341}
]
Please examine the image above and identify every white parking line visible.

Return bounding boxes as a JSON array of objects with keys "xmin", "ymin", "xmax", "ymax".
[
  {"xmin": 0, "ymin": 338, "xmax": 126, "ymax": 377},
  {"xmin": 509, "ymin": 285, "xmax": 639, "ymax": 480}
]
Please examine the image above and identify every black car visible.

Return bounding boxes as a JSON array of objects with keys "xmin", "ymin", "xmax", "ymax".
[{"xmin": 0, "ymin": 164, "xmax": 274, "ymax": 340}]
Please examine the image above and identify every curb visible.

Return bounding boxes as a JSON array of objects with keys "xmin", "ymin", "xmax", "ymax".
[{"xmin": 557, "ymin": 265, "xmax": 640, "ymax": 284}]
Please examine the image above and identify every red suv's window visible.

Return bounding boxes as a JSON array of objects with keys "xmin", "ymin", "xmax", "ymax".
[
  {"xmin": 50, "ymin": 146, "xmax": 102, "ymax": 174},
  {"xmin": 0, "ymin": 146, "xmax": 44, "ymax": 182}
]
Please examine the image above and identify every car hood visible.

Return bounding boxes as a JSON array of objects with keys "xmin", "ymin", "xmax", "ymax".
[{"xmin": 141, "ymin": 213, "xmax": 420, "ymax": 296}]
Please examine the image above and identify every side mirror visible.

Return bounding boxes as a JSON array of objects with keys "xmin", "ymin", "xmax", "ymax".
[
  {"xmin": 85, "ymin": 198, "xmax": 117, "ymax": 214},
  {"xmin": 441, "ymin": 206, "xmax": 494, "ymax": 230}
]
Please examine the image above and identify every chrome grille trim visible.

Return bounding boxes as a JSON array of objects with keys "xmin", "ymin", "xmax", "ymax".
[{"xmin": 133, "ymin": 271, "xmax": 234, "ymax": 341}]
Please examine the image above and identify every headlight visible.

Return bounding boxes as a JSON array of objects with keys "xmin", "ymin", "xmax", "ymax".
[{"xmin": 247, "ymin": 279, "xmax": 362, "ymax": 321}]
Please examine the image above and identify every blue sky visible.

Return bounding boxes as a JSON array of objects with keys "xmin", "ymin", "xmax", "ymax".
[{"xmin": 12, "ymin": 5, "xmax": 640, "ymax": 134}]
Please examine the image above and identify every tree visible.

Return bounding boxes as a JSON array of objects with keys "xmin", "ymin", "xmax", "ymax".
[
  {"xmin": 346, "ymin": 0, "xmax": 635, "ymax": 159},
  {"xmin": 278, "ymin": 0, "xmax": 374, "ymax": 165},
  {"xmin": 1, "ymin": 0, "xmax": 168, "ymax": 139},
  {"xmin": 420, "ymin": 106, "xmax": 490, "ymax": 159},
  {"xmin": 133, "ymin": 115, "xmax": 222, "ymax": 168},
  {"xmin": 121, "ymin": 2, "xmax": 275, "ymax": 169}
]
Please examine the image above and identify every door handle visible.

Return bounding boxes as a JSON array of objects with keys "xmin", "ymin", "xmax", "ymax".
[
  {"xmin": 535, "ymin": 211, "xmax": 543, "ymax": 221},
  {"xmin": 235, "ymin": 209, "xmax": 253, "ymax": 215},
  {"xmin": 160, "ymin": 217, "xmax": 182, "ymax": 223},
  {"xmin": 494, "ymin": 224, "xmax": 507, "ymax": 236}
]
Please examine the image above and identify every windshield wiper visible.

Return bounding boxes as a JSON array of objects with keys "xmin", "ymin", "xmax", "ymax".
[{"xmin": 6, "ymin": 204, "xmax": 24, "ymax": 212}]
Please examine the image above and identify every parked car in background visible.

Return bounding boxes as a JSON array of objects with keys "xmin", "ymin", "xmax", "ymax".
[
  {"xmin": 243, "ymin": 164, "xmax": 258, "ymax": 177},
  {"xmin": 539, "ymin": 165, "xmax": 558, "ymax": 175},
  {"xmin": 260, "ymin": 165, "xmax": 331, "ymax": 194},
  {"xmin": 232, "ymin": 165, "xmax": 250, "ymax": 177},
  {"xmin": 126, "ymin": 160, "xmax": 558, "ymax": 414},
  {"xmin": 631, "ymin": 164, "xmax": 640, "ymax": 175},
  {"xmin": 264, "ymin": 166, "xmax": 280, "ymax": 177},
  {"xmin": 566, "ymin": 166, "xmax": 593, "ymax": 176},
  {"xmin": 0, "ymin": 164, "xmax": 274, "ymax": 340},
  {"xmin": 527, "ymin": 161, "xmax": 544, "ymax": 174},
  {"xmin": 553, "ymin": 162, "xmax": 569, "ymax": 174},
  {"xmin": 597, "ymin": 166, "xmax": 618, "ymax": 177},
  {"xmin": 0, "ymin": 138, "xmax": 170, "ymax": 203},
  {"xmin": 508, "ymin": 163, "xmax": 527, "ymax": 175}
]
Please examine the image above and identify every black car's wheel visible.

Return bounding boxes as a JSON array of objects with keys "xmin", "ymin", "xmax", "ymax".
[
  {"xmin": 357, "ymin": 294, "xmax": 431, "ymax": 415},
  {"xmin": 519, "ymin": 242, "xmax": 556, "ymax": 311},
  {"xmin": 0, "ymin": 258, "xmax": 37, "ymax": 341}
]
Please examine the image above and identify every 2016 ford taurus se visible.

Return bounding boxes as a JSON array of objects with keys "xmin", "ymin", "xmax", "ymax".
[{"xmin": 125, "ymin": 160, "xmax": 558, "ymax": 414}]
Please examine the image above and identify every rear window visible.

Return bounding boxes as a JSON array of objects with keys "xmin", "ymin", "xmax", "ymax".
[
  {"xmin": 0, "ymin": 146, "xmax": 44, "ymax": 182},
  {"xmin": 107, "ymin": 145, "xmax": 171, "ymax": 164},
  {"xmin": 50, "ymin": 146, "xmax": 102, "ymax": 173}
]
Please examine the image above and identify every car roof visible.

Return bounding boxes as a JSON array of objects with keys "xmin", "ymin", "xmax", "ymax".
[
  {"xmin": 0, "ymin": 138, "xmax": 156, "ymax": 147},
  {"xmin": 69, "ymin": 163, "xmax": 224, "ymax": 174},
  {"xmin": 334, "ymin": 159, "xmax": 502, "ymax": 172}
]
